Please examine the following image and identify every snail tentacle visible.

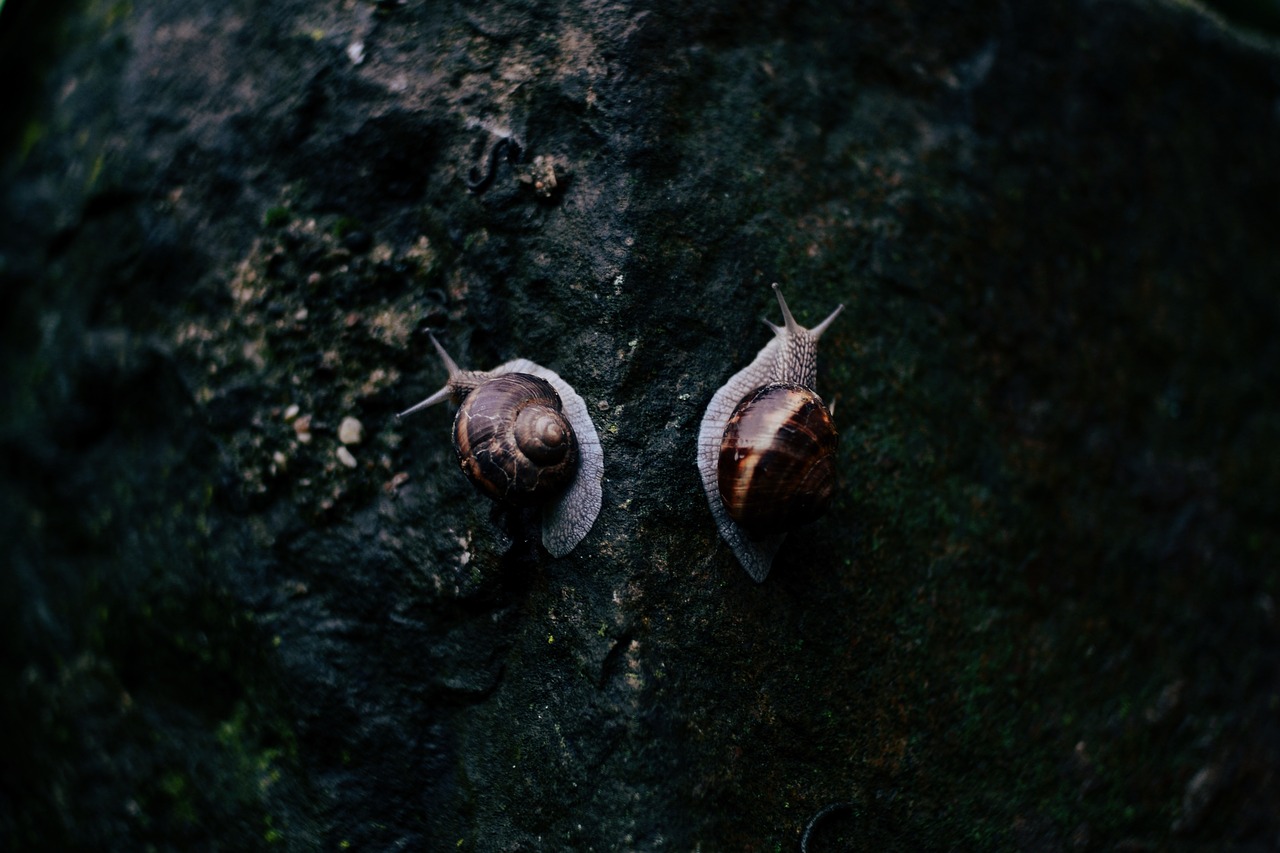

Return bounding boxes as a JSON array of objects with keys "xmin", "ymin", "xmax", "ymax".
[{"xmin": 396, "ymin": 334, "xmax": 491, "ymax": 418}]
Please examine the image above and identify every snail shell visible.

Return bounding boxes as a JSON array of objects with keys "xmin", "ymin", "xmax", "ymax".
[
  {"xmin": 454, "ymin": 373, "xmax": 578, "ymax": 506},
  {"xmin": 398, "ymin": 335, "xmax": 604, "ymax": 557},
  {"xmin": 718, "ymin": 382, "xmax": 838, "ymax": 536},
  {"xmin": 697, "ymin": 284, "xmax": 843, "ymax": 581}
]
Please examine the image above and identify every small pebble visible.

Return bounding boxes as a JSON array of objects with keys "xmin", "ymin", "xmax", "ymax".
[
  {"xmin": 283, "ymin": 404, "xmax": 300, "ymax": 421},
  {"xmin": 384, "ymin": 471, "xmax": 410, "ymax": 496},
  {"xmin": 336, "ymin": 446, "xmax": 358, "ymax": 468},
  {"xmin": 293, "ymin": 414, "xmax": 313, "ymax": 443},
  {"xmin": 339, "ymin": 416, "xmax": 364, "ymax": 445}
]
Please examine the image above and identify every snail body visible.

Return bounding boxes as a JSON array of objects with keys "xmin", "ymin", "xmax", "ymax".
[
  {"xmin": 398, "ymin": 335, "xmax": 604, "ymax": 557},
  {"xmin": 697, "ymin": 284, "xmax": 843, "ymax": 581}
]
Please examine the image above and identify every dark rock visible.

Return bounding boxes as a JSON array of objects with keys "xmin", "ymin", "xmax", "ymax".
[{"xmin": 4, "ymin": 0, "xmax": 1280, "ymax": 850}]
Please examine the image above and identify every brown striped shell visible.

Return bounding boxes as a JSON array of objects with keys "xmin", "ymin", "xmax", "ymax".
[
  {"xmin": 453, "ymin": 373, "xmax": 579, "ymax": 506},
  {"xmin": 717, "ymin": 382, "xmax": 837, "ymax": 536}
]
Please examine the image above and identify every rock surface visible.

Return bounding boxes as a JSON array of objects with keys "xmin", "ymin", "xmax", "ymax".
[{"xmin": 3, "ymin": 0, "xmax": 1280, "ymax": 849}]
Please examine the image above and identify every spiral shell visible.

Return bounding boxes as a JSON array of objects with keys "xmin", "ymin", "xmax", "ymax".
[
  {"xmin": 697, "ymin": 284, "xmax": 843, "ymax": 581},
  {"xmin": 399, "ymin": 335, "xmax": 604, "ymax": 557},
  {"xmin": 454, "ymin": 373, "xmax": 579, "ymax": 506}
]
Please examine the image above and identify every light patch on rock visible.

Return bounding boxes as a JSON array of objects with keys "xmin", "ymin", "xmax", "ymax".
[
  {"xmin": 336, "ymin": 446, "xmax": 358, "ymax": 468},
  {"xmin": 339, "ymin": 416, "xmax": 364, "ymax": 445}
]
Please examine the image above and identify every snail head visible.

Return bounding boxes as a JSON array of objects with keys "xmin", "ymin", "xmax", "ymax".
[{"xmin": 397, "ymin": 334, "xmax": 489, "ymax": 420}]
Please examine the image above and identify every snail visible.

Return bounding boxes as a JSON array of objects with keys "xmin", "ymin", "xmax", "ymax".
[
  {"xmin": 697, "ymin": 283, "xmax": 843, "ymax": 582},
  {"xmin": 398, "ymin": 334, "xmax": 604, "ymax": 557}
]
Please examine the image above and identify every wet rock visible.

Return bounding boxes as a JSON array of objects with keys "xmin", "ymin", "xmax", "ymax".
[
  {"xmin": 4, "ymin": 0, "xmax": 1280, "ymax": 850},
  {"xmin": 1172, "ymin": 763, "xmax": 1230, "ymax": 835}
]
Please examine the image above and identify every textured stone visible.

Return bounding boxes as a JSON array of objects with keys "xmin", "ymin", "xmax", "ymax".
[{"xmin": 3, "ymin": 1, "xmax": 1280, "ymax": 850}]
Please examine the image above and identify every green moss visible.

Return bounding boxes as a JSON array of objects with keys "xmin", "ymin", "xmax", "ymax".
[
  {"xmin": 331, "ymin": 216, "xmax": 363, "ymax": 237},
  {"xmin": 18, "ymin": 119, "xmax": 45, "ymax": 162},
  {"xmin": 264, "ymin": 206, "xmax": 292, "ymax": 228}
]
